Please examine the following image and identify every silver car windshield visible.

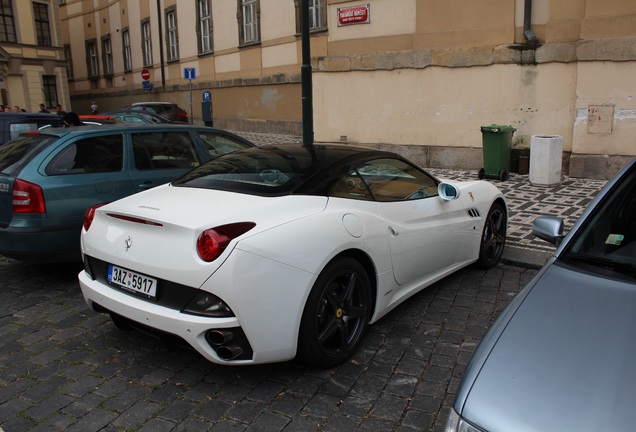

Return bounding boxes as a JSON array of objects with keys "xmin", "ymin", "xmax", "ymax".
[{"xmin": 563, "ymin": 164, "xmax": 636, "ymax": 277}]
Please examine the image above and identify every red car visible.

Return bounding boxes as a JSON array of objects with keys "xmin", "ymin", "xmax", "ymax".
[{"xmin": 125, "ymin": 102, "xmax": 189, "ymax": 123}]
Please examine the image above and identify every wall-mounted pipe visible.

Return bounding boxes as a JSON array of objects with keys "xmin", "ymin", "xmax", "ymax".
[{"xmin": 524, "ymin": 0, "xmax": 538, "ymax": 44}]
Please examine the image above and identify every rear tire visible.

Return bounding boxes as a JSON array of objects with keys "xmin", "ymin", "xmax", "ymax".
[
  {"xmin": 478, "ymin": 203, "xmax": 507, "ymax": 268},
  {"xmin": 297, "ymin": 257, "xmax": 372, "ymax": 368}
]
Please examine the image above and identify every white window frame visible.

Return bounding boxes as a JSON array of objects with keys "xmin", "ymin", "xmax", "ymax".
[
  {"xmin": 88, "ymin": 42, "xmax": 99, "ymax": 77},
  {"xmin": 309, "ymin": 0, "xmax": 326, "ymax": 30},
  {"xmin": 167, "ymin": 10, "xmax": 178, "ymax": 61},
  {"xmin": 142, "ymin": 21, "xmax": 152, "ymax": 67},
  {"xmin": 242, "ymin": 0, "xmax": 259, "ymax": 44},
  {"xmin": 198, "ymin": 0, "xmax": 212, "ymax": 54},
  {"xmin": 123, "ymin": 30, "xmax": 132, "ymax": 71},
  {"xmin": 103, "ymin": 37, "xmax": 113, "ymax": 75}
]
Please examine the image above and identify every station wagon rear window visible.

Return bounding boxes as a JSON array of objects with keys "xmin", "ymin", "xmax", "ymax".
[{"xmin": 0, "ymin": 134, "xmax": 57, "ymax": 175}]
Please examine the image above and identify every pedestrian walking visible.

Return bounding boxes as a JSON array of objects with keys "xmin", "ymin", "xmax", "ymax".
[
  {"xmin": 38, "ymin": 103, "xmax": 50, "ymax": 113},
  {"xmin": 55, "ymin": 104, "xmax": 67, "ymax": 118},
  {"xmin": 90, "ymin": 101, "xmax": 98, "ymax": 114}
]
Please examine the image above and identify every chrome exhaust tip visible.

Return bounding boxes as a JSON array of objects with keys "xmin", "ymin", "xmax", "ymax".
[
  {"xmin": 207, "ymin": 330, "xmax": 234, "ymax": 346},
  {"xmin": 216, "ymin": 345, "xmax": 244, "ymax": 360}
]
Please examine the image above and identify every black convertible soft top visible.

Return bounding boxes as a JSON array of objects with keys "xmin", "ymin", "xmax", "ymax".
[{"xmin": 172, "ymin": 143, "xmax": 413, "ymax": 197}]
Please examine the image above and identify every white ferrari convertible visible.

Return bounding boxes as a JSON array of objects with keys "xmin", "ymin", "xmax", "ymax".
[{"xmin": 78, "ymin": 143, "xmax": 507, "ymax": 367}]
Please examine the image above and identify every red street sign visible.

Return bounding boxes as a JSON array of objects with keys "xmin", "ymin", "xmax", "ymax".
[
  {"xmin": 337, "ymin": 4, "xmax": 370, "ymax": 26},
  {"xmin": 141, "ymin": 68, "xmax": 150, "ymax": 80}
]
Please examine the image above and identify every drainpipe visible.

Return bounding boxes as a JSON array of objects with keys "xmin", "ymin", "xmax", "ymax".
[
  {"xmin": 156, "ymin": 0, "xmax": 166, "ymax": 90},
  {"xmin": 524, "ymin": 0, "xmax": 538, "ymax": 44}
]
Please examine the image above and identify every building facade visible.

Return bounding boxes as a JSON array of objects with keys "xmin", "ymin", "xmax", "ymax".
[
  {"xmin": 0, "ymin": 0, "xmax": 70, "ymax": 113},
  {"xmin": 62, "ymin": 0, "xmax": 636, "ymax": 179}
]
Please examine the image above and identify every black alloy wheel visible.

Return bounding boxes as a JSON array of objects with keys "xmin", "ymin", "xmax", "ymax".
[
  {"xmin": 298, "ymin": 257, "xmax": 372, "ymax": 368},
  {"xmin": 478, "ymin": 202, "xmax": 507, "ymax": 268}
]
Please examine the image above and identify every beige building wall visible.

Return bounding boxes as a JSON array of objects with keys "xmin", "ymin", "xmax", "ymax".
[
  {"xmin": 0, "ymin": 0, "xmax": 69, "ymax": 112},
  {"xmin": 61, "ymin": 0, "xmax": 636, "ymax": 178}
]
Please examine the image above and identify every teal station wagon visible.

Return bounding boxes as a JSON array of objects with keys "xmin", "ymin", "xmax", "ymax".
[{"xmin": 0, "ymin": 124, "xmax": 254, "ymax": 262}]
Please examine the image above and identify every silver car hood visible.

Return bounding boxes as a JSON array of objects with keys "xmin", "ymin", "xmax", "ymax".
[{"xmin": 461, "ymin": 263, "xmax": 636, "ymax": 432}]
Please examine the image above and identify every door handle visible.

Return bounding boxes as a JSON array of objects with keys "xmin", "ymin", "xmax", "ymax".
[
  {"xmin": 138, "ymin": 181, "xmax": 154, "ymax": 190},
  {"xmin": 389, "ymin": 226, "xmax": 399, "ymax": 236}
]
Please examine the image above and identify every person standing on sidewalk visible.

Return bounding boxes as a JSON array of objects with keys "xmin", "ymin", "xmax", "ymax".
[{"xmin": 55, "ymin": 104, "xmax": 67, "ymax": 119}]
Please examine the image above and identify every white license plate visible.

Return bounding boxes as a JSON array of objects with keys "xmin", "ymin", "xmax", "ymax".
[{"xmin": 107, "ymin": 264, "xmax": 157, "ymax": 299}]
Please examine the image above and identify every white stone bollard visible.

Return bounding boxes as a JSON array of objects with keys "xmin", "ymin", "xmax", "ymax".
[{"xmin": 529, "ymin": 135, "xmax": 563, "ymax": 185}]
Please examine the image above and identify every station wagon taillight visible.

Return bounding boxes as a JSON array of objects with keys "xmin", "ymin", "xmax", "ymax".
[
  {"xmin": 83, "ymin": 204, "xmax": 106, "ymax": 231},
  {"xmin": 197, "ymin": 222, "xmax": 256, "ymax": 262},
  {"xmin": 12, "ymin": 179, "xmax": 45, "ymax": 213}
]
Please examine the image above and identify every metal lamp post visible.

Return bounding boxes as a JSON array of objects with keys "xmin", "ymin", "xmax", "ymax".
[{"xmin": 300, "ymin": 0, "xmax": 314, "ymax": 148}]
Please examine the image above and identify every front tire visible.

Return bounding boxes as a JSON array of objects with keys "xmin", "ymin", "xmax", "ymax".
[
  {"xmin": 478, "ymin": 203, "xmax": 507, "ymax": 268},
  {"xmin": 298, "ymin": 257, "xmax": 372, "ymax": 368}
]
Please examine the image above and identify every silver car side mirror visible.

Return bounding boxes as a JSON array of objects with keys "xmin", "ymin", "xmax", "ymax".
[{"xmin": 532, "ymin": 216, "xmax": 565, "ymax": 246}]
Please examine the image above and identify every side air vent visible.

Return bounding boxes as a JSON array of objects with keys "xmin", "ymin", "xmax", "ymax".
[{"xmin": 468, "ymin": 208, "xmax": 482, "ymax": 218}]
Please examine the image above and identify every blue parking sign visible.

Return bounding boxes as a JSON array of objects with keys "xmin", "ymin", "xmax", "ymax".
[{"xmin": 202, "ymin": 90, "xmax": 211, "ymax": 101}]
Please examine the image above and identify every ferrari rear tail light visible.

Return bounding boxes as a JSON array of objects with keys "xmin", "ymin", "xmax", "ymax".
[
  {"xmin": 83, "ymin": 204, "xmax": 107, "ymax": 231},
  {"xmin": 177, "ymin": 112, "xmax": 188, "ymax": 121},
  {"xmin": 12, "ymin": 179, "xmax": 45, "ymax": 214},
  {"xmin": 197, "ymin": 222, "xmax": 255, "ymax": 262}
]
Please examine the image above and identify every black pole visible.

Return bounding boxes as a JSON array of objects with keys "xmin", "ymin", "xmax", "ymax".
[
  {"xmin": 157, "ymin": 0, "xmax": 166, "ymax": 90},
  {"xmin": 300, "ymin": 0, "xmax": 314, "ymax": 147}
]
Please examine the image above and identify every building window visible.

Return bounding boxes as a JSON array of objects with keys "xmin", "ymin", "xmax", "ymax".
[
  {"xmin": 295, "ymin": 0, "xmax": 327, "ymax": 33},
  {"xmin": 122, "ymin": 29, "xmax": 132, "ymax": 71},
  {"xmin": 86, "ymin": 41, "xmax": 99, "ymax": 77},
  {"xmin": 196, "ymin": 0, "xmax": 212, "ymax": 54},
  {"xmin": 142, "ymin": 20, "xmax": 152, "ymax": 67},
  {"xmin": 166, "ymin": 8, "xmax": 178, "ymax": 61},
  {"xmin": 0, "ymin": 0, "xmax": 16, "ymax": 43},
  {"xmin": 59, "ymin": 0, "xmax": 66, "ymax": 5},
  {"xmin": 102, "ymin": 37, "xmax": 113, "ymax": 76},
  {"xmin": 64, "ymin": 44, "xmax": 73, "ymax": 79},
  {"xmin": 42, "ymin": 76, "xmax": 58, "ymax": 108},
  {"xmin": 33, "ymin": 2, "xmax": 52, "ymax": 46},
  {"xmin": 238, "ymin": 0, "xmax": 260, "ymax": 46},
  {"xmin": 309, "ymin": 0, "xmax": 326, "ymax": 30}
]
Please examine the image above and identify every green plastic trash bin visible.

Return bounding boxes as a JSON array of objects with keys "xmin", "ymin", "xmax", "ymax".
[{"xmin": 479, "ymin": 124, "xmax": 516, "ymax": 181}]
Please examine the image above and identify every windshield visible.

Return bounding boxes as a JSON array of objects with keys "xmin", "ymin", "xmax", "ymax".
[
  {"xmin": 0, "ymin": 134, "xmax": 58, "ymax": 175},
  {"xmin": 562, "ymin": 163, "xmax": 636, "ymax": 278}
]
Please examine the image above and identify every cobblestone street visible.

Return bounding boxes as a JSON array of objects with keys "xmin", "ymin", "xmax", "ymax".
[{"xmin": 0, "ymin": 257, "xmax": 537, "ymax": 431}]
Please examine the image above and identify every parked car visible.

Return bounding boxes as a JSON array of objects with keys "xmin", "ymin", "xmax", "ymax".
[
  {"xmin": 79, "ymin": 114, "xmax": 123, "ymax": 125},
  {"xmin": 0, "ymin": 112, "xmax": 63, "ymax": 145},
  {"xmin": 447, "ymin": 157, "xmax": 636, "ymax": 432},
  {"xmin": 0, "ymin": 124, "xmax": 254, "ymax": 263},
  {"xmin": 79, "ymin": 143, "xmax": 508, "ymax": 367},
  {"xmin": 125, "ymin": 102, "xmax": 188, "ymax": 123},
  {"xmin": 106, "ymin": 110, "xmax": 172, "ymax": 124}
]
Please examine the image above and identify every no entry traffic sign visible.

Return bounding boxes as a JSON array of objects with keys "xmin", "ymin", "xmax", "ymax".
[{"xmin": 141, "ymin": 68, "xmax": 150, "ymax": 80}]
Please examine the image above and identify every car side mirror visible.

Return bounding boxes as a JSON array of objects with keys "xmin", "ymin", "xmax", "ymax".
[
  {"xmin": 438, "ymin": 182, "xmax": 460, "ymax": 201},
  {"xmin": 532, "ymin": 216, "xmax": 565, "ymax": 246}
]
